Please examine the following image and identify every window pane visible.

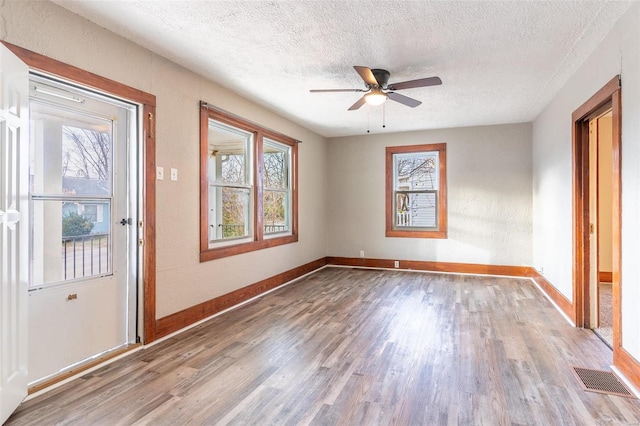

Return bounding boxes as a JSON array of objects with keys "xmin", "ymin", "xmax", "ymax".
[
  {"xmin": 263, "ymin": 138, "xmax": 289, "ymax": 190},
  {"xmin": 220, "ymin": 153, "xmax": 247, "ymax": 185},
  {"xmin": 396, "ymin": 192, "xmax": 437, "ymax": 228},
  {"xmin": 394, "ymin": 151, "xmax": 438, "ymax": 191},
  {"xmin": 263, "ymin": 190, "xmax": 289, "ymax": 234},
  {"xmin": 208, "ymin": 119, "xmax": 252, "ymax": 185},
  {"xmin": 31, "ymin": 199, "xmax": 112, "ymax": 287},
  {"xmin": 82, "ymin": 204, "xmax": 98, "ymax": 222},
  {"xmin": 208, "ymin": 186, "xmax": 251, "ymax": 242}
]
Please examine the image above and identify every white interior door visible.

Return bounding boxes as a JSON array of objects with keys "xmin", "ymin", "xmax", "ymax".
[
  {"xmin": 0, "ymin": 45, "xmax": 30, "ymax": 424},
  {"xmin": 27, "ymin": 76, "xmax": 136, "ymax": 385}
]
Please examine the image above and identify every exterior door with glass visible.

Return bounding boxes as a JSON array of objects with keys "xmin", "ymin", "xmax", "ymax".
[{"xmin": 27, "ymin": 75, "xmax": 136, "ymax": 385}]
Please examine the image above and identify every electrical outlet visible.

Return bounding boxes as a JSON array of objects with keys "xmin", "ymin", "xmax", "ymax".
[
  {"xmin": 359, "ymin": 250, "xmax": 365, "ymax": 258},
  {"xmin": 156, "ymin": 166, "xmax": 164, "ymax": 180},
  {"xmin": 394, "ymin": 261, "xmax": 399, "ymax": 268},
  {"xmin": 170, "ymin": 168, "xmax": 178, "ymax": 181}
]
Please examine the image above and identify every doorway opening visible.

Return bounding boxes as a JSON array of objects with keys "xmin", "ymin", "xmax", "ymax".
[
  {"xmin": 588, "ymin": 109, "xmax": 613, "ymax": 347},
  {"xmin": 572, "ymin": 76, "xmax": 621, "ymax": 353}
]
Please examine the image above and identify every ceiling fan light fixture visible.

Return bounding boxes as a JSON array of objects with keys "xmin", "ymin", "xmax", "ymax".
[
  {"xmin": 309, "ymin": 66, "xmax": 441, "ymax": 110},
  {"xmin": 365, "ymin": 89, "xmax": 387, "ymax": 106}
]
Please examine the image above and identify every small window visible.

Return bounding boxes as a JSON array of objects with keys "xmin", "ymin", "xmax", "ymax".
[
  {"xmin": 386, "ymin": 143, "xmax": 447, "ymax": 238},
  {"xmin": 200, "ymin": 103, "xmax": 298, "ymax": 261},
  {"xmin": 81, "ymin": 204, "xmax": 98, "ymax": 223}
]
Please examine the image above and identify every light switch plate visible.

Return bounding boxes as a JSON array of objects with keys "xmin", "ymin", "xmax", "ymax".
[
  {"xmin": 170, "ymin": 168, "xmax": 178, "ymax": 181},
  {"xmin": 156, "ymin": 166, "xmax": 164, "ymax": 180}
]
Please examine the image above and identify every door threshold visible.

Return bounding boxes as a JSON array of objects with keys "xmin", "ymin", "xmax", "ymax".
[
  {"xmin": 593, "ymin": 328, "xmax": 614, "ymax": 350},
  {"xmin": 27, "ymin": 343, "xmax": 141, "ymax": 396}
]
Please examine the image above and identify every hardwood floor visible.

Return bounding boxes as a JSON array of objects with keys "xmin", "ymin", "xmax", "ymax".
[{"xmin": 7, "ymin": 267, "xmax": 640, "ymax": 425}]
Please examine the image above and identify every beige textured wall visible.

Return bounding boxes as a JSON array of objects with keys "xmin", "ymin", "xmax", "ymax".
[
  {"xmin": 0, "ymin": 0, "xmax": 328, "ymax": 318},
  {"xmin": 327, "ymin": 123, "xmax": 533, "ymax": 266},
  {"xmin": 533, "ymin": 4, "xmax": 640, "ymax": 357}
]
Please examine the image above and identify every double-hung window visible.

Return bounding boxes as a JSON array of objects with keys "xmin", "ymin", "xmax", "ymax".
[
  {"xmin": 386, "ymin": 143, "xmax": 447, "ymax": 238},
  {"xmin": 207, "ymin": 121, "xmax": 254, "ymax": 243},
  {"xmin": 200, "ymin": 103, "xmax": 298, "ymax": 261},
  {"xmin": 262, "ymin": 138, "xmax": 292, "ymax": 236}
]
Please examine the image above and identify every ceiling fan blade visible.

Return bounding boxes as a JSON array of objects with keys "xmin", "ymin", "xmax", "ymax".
[
  {"xmin": 387, "ymin": 92, "xmax": 422, "ymax": 108},
  {"xmin": 348, "ymin": 96, "xmax": 367, "ymax": 111},
  {"xmin": 387, "ymin": 76, "xmax": 442, "ymax": 91},
  {"xmin": 354, "ymin": 66, "xmax": 379, "ymax": 87},
  {"xmin": 310, "ymin": 89, "xmax": 365, "ymax": 93}
]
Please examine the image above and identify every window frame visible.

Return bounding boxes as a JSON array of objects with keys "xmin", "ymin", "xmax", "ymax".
[
  {"xmin": 262, "ymin": 137, "xmax": 293, "ymax": 237},
  {"xmin": 207, "ymin": 120, "xmax": 254, "ymax": 244},
  {"xmin": 200, "ymin": 102, "xmax": 298, "ymax": 261},
  {"xmin": 385, "ymin": 143, "xmax": 447, "ymax": 239}
]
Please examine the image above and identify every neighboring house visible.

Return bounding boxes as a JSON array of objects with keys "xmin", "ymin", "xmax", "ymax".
[{"xmin": 62, "ymin": 176, "xmax": 110, "ymax": 235}]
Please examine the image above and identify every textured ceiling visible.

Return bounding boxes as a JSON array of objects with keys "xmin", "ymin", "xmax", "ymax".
[{"xmin": 52, "ymin": 0, "xmax": 632, "ymax": 138}]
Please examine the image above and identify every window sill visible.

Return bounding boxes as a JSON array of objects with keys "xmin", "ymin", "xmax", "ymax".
[
  {"xmin": 386, "ymin": 229, "xmax": 447, "ymax": 239},
  {"xmin": 200, "ymin": 234, "xmax": 298, "ymax": 262}
]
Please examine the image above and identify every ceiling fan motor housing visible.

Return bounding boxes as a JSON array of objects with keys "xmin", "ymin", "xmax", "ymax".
[{"xmin": 371, "ymin": 69, "xmax": 390, "ymax": 89}]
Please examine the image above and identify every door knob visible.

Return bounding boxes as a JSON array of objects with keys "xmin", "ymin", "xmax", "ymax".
[{"xmin": 120, "ymin": 218, "xmax": 131, "ymax": 226}]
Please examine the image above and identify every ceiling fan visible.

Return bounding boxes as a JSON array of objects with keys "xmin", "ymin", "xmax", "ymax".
[{"xmin": 310, "ymin": 66, "xmax": 442, "ymax": 110}]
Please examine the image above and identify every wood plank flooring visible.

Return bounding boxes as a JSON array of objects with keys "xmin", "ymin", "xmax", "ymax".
[{"xmin": 7, "ymin": 267, "xmax": 640, "ymax": 425}]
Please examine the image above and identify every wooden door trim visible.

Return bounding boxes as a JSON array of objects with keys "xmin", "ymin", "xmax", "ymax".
[
  {"xmin": 1, "ymin": 41, "xmax": 158, "ymax": 344},
  {"xmin": 572, "ymin": 75, "xmax": 621, "ymax": 336}
]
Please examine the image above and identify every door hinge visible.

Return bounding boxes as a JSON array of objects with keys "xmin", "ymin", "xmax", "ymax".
[
  {"xmin": 148, "ymin": 112, "xmax": 154, "ymax": 138},
  {"xmin": 138, "ymin": 239, "xmax": 144, "ymax": 247},
  {"xmin": 590, "ymin": 223, "xmax": 594, "ymax": 234}
]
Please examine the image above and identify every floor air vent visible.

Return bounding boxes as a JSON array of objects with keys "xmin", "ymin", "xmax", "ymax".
[{"xmin": 571, "ymin": 366, "xmax": 635, "ymax": 398}]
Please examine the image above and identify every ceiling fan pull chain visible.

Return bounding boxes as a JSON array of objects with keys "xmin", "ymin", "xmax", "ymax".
[
  {"xmin": 383, "ymin": 103, "xmax": 386, "ymax": 129},
  {"xmin": 367, "ymin": 104, "xmax": 371, "ymax": 133}
]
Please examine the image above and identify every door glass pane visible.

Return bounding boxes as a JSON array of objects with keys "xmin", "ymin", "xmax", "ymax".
[
  {"xmin": 30, "ymin": 95, "xmax": 114, "ymax": 288},
  {"xmin": 31, "ymin": 200, "xmax": 112, "ymax": 287},
  {"xmin": 62, "ymin": 124, "xmax": 112, "ymax": 188},
  {"xmin": 30, "ymin": 100, "xmax": 113, "ymax": 195}
]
